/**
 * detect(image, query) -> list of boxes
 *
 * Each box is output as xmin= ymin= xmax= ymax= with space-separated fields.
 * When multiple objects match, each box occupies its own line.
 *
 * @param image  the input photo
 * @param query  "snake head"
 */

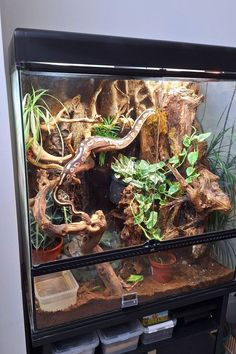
xmin=58 ymin=170 xmax=73 ymax=186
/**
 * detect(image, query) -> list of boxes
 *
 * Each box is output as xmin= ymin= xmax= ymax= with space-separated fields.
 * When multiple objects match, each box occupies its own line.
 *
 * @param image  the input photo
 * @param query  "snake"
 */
xmin=53 ymin=108 xmax=155 ymax=214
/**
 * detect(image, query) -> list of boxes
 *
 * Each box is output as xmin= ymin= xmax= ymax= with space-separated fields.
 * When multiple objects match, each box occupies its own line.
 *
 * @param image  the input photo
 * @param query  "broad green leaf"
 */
xmin=143 ymin=203 xmax=153 ymax=213
xmin=183 ymin=135 xmax=191 ymax=147
xmin=187 ymin=151 xmax=198 ymax=165
xmin=153 ymin=192 xmax=161 ymax=200
xmin=186 ymin=166 xmax=195 ymax=176
xmin=123 ymin=177 xmax=132 ymax=183
xmin=196 ymin=132 xmax=211 ymax=142
xmin=157 ymin=161 xmax=166 ymax=169
xmin=168 ymin=183 xmax=180 ymax=195
xmin=130 ymin=180 xmax=144 ymax=189
xmin=145 ymin=211 xmax=158 ymax=230
xmin=185 ymin=176 xmax=193 ymax=184
xmin=191 ymin=172 xmax=200 ymax=180
xmin=127 ymin=274 xmax=144 ymax=283
xmin=147 ymin=165 xmax=158 ymax=173
xmin=169 ymin=156 xmax=179 ymax=165
xmin=134 ymin=193 xmax=146 ymax=204
xmin=150 ymin=228 xmax=162 ymax=240
xmin=158 ymin=184 xmax=166 ymax=193
xmin=149 ymin=174 xmax=160 ymax=185
xmin=134 ymin=213 xmax=144 ymax=225
xmin=138 ymin=160 xmax=149 ymax=171
xmin=152 ymin=161 xmax=166 ymax=170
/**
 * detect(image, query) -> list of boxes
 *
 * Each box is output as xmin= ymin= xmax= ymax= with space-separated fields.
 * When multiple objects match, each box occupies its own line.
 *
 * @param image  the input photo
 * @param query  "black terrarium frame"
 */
xmin=11 ymin=29 xmax=236 ymax=271
xmin=10 ymin=29 xmax=236 ymax=343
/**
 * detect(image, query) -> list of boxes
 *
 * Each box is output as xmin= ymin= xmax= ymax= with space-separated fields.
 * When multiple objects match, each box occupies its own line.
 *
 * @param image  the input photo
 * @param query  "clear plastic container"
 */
xmin=141 ymin=318 xmax=177 ymax=344
xmin=51 ymin=332 xmax=99 ymax=354
xmin=98 ymin=320 xmax=143 ymax=354
xmin=34 ymin=271 xmax=79 ymax=312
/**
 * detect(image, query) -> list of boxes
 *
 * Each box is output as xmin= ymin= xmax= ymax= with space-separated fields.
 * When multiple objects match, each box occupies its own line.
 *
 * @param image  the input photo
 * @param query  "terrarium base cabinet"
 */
xmin=10 ymin=28 xmax=236 ymax=338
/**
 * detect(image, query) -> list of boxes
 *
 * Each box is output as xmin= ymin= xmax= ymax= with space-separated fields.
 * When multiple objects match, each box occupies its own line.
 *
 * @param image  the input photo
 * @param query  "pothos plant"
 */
xmin=111 ymin=128 xmax=211 ymax=241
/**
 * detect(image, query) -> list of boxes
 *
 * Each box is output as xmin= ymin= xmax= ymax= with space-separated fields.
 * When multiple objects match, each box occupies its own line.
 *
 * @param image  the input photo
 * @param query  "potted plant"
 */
xmin=149 ymin=252 xmax=176 ymax=283
xmin=30 ymin=192 xmax=71 ymax=264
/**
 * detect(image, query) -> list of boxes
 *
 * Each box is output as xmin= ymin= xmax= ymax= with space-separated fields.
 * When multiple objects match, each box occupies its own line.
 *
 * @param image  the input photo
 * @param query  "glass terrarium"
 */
xmin=10 ymin=29 xmax=236 ymax=339
xmin=19 ymin=74 xmax=236 ymax=264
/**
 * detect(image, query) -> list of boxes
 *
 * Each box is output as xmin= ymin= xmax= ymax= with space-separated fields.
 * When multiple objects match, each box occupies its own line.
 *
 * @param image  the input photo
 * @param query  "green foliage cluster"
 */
xmin=127 ymin=274 xmax=144 ymax=283
xmin=207 ymin=126 xmax=236 ymax=231
xmin=23 ymin=88 xmax=65 ymax=158
xmin=94 ymin=116 xmax=120 ymax=138
xmin=111 ymin=128 xmax=211 ymax=241
xmin=93 ymin=116 xmax=120 ymax=166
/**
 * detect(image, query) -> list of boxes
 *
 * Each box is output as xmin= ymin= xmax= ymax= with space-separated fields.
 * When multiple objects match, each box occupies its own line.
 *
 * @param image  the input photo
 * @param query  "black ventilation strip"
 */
xmin=32 ymin=228 xmax=236 ymax=276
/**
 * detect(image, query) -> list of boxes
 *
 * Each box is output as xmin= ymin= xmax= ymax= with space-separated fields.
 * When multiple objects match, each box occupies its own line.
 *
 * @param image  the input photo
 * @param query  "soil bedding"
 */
xmin=36 ymin=256 xmax=234 ymax=329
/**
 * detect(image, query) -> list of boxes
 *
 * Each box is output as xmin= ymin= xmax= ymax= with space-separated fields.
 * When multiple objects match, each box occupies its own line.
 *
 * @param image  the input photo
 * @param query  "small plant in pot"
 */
xmin=30 ymin=192 xmax=72 ymax=264
xmin=149 ymin=252 xmax=176 ymax=283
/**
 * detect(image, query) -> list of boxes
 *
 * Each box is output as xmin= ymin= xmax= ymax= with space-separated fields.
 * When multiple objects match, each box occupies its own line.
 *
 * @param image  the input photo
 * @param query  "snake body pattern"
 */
xmin=53 ymin=108 xmax=155 ymax=213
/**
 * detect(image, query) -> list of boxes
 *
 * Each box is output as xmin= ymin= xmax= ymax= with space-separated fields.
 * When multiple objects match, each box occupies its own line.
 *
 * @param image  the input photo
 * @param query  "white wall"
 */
xmin=1 ymin=0 xmax=236 ymax=54
xmin=1 ymin=1 xmax=236 ymax=354
xmin=0 ymin=11 xmax=27 ymax=354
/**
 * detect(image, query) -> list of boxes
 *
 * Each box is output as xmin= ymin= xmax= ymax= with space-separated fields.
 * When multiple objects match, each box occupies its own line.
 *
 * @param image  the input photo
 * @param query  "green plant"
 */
xmin=127 ymin=274 xmax=144 ymax=283
xmin=169 ymin=127 xmax=211 ymax=183
xmin=93 ymin=116 xmax=120 ymax=166
xmin=112 ymin=155 xmax=180 ymax=240
xmin=111 ymin=128 xmax=211 ymax=241
xmin=30 ymin=192 xmax=72 ymax=250
xmin=23 ymin=88 xmax=65 ymax=158
xmin=207 ymin=126 xmax=236 ymax=231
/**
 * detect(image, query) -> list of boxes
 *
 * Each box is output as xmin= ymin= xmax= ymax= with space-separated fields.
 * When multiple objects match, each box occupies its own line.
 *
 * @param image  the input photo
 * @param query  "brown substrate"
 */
xmin=35 ymin=256 xmax=234 ymax=329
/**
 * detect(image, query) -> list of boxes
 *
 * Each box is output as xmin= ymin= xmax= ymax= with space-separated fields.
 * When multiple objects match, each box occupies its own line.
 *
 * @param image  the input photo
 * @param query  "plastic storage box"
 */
xmin=98 ymin=320 xmax=143 ymax=354
xmin=51 ymin=332 xmax=99 ymax=354
xmin=34 ymin=270 xmax=79 ymax=312
xmin=141 ymin=318 xmax=177 ymax=344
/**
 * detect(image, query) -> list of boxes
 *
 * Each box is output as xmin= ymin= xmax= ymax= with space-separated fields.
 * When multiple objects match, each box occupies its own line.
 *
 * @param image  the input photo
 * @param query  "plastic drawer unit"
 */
xmin=141 ymin=318 xmax=177 ymax=344
xmin=98 ymin=320 xmax=143 ymax=354
xmin=51 ymin=332 xmax=99 ymax=354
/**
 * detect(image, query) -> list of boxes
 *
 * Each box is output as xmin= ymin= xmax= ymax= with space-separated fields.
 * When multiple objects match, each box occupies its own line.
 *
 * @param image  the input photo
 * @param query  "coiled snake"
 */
xmin=53 ymin=108 xmax=155 ymax=214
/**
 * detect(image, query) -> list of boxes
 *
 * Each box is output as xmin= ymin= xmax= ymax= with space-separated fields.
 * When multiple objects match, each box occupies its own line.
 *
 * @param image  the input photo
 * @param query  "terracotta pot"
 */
xmin=32 ymin=236 xmax=63 ymax=264
xmin=149 ymin=252 xmax=176 ymax=283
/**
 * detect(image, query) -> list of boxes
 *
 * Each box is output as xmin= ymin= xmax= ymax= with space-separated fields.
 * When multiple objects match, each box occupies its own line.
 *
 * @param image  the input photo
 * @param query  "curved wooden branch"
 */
xmin=27 ymin=154 xmax=63 ymax=171
xmin=40 ymin=108 xmax=101 ymax=132
xmin=31 ymin=141 xmax=72 ymax=163
xmin=32 ymin=171 xmax=106 ymax=253
xmin=167 ymin=164 xmax=231 ymax=213
xmin=92 ymin=245 xmax=123 ymax=295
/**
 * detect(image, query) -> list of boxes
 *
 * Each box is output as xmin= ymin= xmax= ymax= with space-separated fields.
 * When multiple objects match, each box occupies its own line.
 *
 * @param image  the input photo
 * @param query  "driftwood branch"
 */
xmin=168 ymin=164 xmax=231 ymax=214
xmin=40 ymin=107 xmax=101 ymax=132
xmin=27 ymin=153 xmax=63 ymax=171
xmin=92 ymin=245 xmax=123 ymax=296
xmin=31 ymin=141 xmax=72 ymax=163
xmin=31 ymin=172 xmax=106 ymax=246
xmin=31 ymin=170 xmax=123 ymax=295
